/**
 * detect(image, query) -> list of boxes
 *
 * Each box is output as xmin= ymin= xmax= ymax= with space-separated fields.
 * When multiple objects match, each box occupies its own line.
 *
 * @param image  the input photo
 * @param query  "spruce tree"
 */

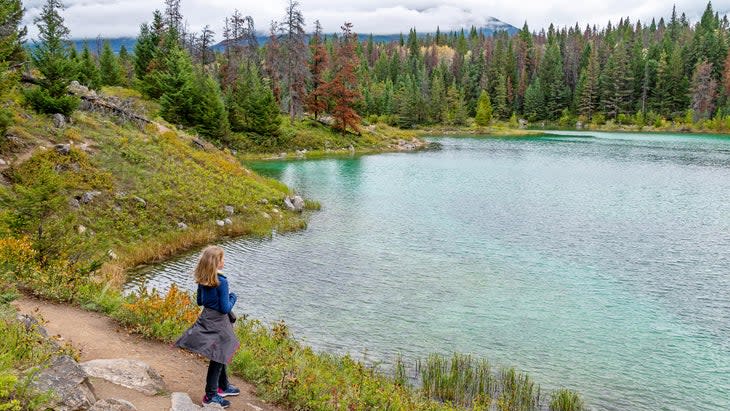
xmin=99 ymin=41 xmax=122 ymax=86
xmin=25 ymin=0 xmax=79 ymax=116
xmin=154 ymin=45 xmax=196 ymax=126
xmin=494 ymin=73 xmax=510 ymax=119
xmin=523 ymin=78 xmax=545 ymax=121
xmin=475 ymin=90 xmax=493 ymax=126
xmin=305 ymin=20 xmax=328 ymax=121
xmin=118 ymin=45 xmax=134 ymax=86
xmin=0 ymin=0 xmax=25 ymax=133
xmin=77 ymin=43 xmax=101 ymax=90
xmin=443 ymin=83 xmax=467 ymax=125
xmin=576 ymin=45 xmax=600 ymax=119
xmin=325 ymin=23 xmax=361 ymax=134
xmin=538 ymin=42 xmax=568 ymax=120
xmin=192 ymin=71 xmax=229 ymax=141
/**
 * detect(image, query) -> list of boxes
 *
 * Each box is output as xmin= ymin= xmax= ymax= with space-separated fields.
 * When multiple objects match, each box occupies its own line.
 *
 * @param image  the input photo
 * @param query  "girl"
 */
xmin=176 ymin=245 xmax=240 ymax=408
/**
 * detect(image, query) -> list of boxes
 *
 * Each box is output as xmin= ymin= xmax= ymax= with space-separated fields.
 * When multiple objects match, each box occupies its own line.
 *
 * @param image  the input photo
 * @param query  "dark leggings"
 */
xmin=205 ymin=360 xmax=229 ymax=397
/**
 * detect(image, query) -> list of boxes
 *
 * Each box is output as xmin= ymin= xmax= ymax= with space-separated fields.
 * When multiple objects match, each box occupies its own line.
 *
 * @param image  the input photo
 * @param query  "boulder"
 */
xmin=33 ymin=355 xmax=96 ymax=411
xmin=55 ymin=143 xmax=71 ymax=155
xmin=53 ymin=113 xmax=67 ymax=128
xmin=223 ymin=205 xmax=235 ymax=216
xmin=90 ymin=399 xmax=137 ymax=411
xmin=80 ymin=359 xmax=165 ymax=396
xmin=284 ymin=195 xmax=305 ymax=212
xmin=81 ymin=191 xmax=102 ymax=204
xmin=170 ymin=392 xmax=224 ymax=411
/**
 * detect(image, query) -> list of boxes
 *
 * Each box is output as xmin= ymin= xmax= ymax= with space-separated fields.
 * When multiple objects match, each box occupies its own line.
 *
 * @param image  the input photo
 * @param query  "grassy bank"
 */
xmin=0 ymin=87 xmax=584 ymax=410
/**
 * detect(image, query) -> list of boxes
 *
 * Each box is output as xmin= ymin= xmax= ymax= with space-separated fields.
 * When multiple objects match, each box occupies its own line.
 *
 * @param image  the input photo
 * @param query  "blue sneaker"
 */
xmin=202 ymin=394 xmax=230 ymax=408
xmin=218 ymin=384 xmax=241 ymax=397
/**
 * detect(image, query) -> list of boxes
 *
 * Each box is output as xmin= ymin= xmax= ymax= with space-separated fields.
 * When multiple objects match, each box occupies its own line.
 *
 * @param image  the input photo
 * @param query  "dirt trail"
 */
xmin=13 ymin=296 xmax=284 ymax=411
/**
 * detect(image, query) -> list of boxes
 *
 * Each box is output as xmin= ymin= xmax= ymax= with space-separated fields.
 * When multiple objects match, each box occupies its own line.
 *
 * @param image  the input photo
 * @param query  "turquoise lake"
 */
xmin=135 ymin=131 xmax=730 ymax=410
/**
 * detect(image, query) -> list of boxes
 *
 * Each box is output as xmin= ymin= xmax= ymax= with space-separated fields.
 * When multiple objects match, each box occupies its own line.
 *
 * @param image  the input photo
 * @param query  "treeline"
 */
xmin=3 ymin=0 xmax=730 ymax=147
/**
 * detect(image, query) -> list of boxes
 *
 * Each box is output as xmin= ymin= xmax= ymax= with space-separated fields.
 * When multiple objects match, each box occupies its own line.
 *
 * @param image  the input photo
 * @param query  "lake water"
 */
xmin=133 ymin=131 xmax=730 ymax=410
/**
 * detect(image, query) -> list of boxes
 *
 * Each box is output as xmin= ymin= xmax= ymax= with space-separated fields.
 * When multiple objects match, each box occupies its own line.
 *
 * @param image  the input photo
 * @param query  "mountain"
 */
xmin=70 ymin=17 xmax=518 ymax=54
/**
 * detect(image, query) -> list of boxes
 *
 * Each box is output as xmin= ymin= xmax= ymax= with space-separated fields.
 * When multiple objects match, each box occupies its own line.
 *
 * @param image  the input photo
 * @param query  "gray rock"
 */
xmin=518 ymin=118 xmax=528 ymax=129
xmin=33 ymin=355 xmax=96 ymax=411
xmin=170 ymin=392 xmax=224 ymax=411
xmin=77 ymin=225 xmax=87 ymax=234
xmin=52 ymin=113 xmax=67 ymax=128
xmin=90 ymin=399 xmax=137 ymax=411
xmin=284 ymin=195 xmax=305 ymax=212
xmin=177 ymin=222 xmax=188 ymax=230
xmin=80 ymin=359 xmax=165 ymax=396
xmin=223 ymin=205 xmax=235 ymax=216
xmin=55 ymin=144 xmax=71 ymax=155
xmin=258 ymin=198 xmax=269 ymax=205
xmin=16 ymin=314 xmax=50 ymax=339
xmin=0 ymin=158 xmax=6 ymax=166
xmin=81 ymin=191 xmax=101 ymax=204
xmin=215 ymin=220 xmax=225 ymax=227
xmin=69 ymin=198 xmax=81 ymax=208
xmin=223 ymin=218 xmax=232 ymax=226
xmin=132 ymin=196 xmax=147 ymax=207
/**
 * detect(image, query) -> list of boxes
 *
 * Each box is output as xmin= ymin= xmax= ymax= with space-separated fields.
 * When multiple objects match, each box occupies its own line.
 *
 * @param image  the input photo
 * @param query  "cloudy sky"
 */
xmin=20 ymin=0 xmax=729 ymax=40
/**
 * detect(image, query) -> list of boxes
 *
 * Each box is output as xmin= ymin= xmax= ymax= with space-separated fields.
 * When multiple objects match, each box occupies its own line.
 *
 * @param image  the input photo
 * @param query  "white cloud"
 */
xmin=19 ymin=0 xmax=726 ymax=40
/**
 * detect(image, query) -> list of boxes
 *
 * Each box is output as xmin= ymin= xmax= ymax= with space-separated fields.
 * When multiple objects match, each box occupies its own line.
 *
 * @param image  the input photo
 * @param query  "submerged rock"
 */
xmin=80 ymin=358 xmax=165 ymax=396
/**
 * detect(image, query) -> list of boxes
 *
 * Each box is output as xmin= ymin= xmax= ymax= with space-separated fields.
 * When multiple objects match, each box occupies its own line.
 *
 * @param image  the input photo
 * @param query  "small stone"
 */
xmin=80 ymin=359 xmax=166 ymax=396
xmin=68 ymin=198 xmax=80 ymax=208
xmin=261 ymin=212 xmax=271 ymax=219
xmin=223 ymin=205 xmax=235 ymax=216
xmin=55 ymin=143 xmax=71 ymax=155
xmin=77 ymin=225 xmax=87 ymax=234
xmin=177 ymin=222 xmax=188 ymax=230
xmin=90 ymin=399 xmax=137 ymax=411
xmin=215 ymin=220 xmax=225 ymax=227
xmin=112 ymin=205 xmax=122 ymax=212
xmin=0 ymin=158 xmax=6 ymax=166
xmin=52 ymin=113 xmax=66 ymax=128
xmin=133 ymin=196 xmax=147 ymax=207
xmin=258 ymin=199 xmax=269 ymax=205
xmin=107 ymin=250 xmax=118 ymax=260
xmin=271 ymin=207 xmax=280 ymax=214
xmin=223 ymin=218 xmax=232 ymax=225
xmin=81 ymin=191 xmax=101 ymax=204
xmin=284 ymin=195 xmax=305 ymax=212
xmin=279 ymin=152 xmax=287 ymax=159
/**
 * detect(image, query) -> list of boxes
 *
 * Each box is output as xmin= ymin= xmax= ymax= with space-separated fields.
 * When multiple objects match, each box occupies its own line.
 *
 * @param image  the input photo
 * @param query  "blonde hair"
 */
xmin=194 ymin=246 xmax=224 ymax=287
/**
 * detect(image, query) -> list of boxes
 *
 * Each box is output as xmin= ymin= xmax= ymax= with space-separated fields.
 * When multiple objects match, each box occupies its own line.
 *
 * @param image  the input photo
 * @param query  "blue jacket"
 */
xmin=196 ymin=274 xmax=237 ymax=314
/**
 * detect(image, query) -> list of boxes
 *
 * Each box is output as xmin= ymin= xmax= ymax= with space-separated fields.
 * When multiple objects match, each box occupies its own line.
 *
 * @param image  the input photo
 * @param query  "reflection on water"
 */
xmin=131 ymin=132 xmax=730 ymax=411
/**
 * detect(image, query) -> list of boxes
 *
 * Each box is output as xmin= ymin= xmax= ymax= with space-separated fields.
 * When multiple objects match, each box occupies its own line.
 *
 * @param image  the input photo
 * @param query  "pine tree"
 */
xmin=443 ymin=83 xmax=467 ymax=125
xmin=305 ymin=20 xmax=328 ymax=120
xmin=429 ymin=70 xmax=447 ymax=123
xmin=523 ymin=78 xmax=545 ymax=121
xmin=154 ymin=45 xmax=197 ymax=126
xmin=325 ymin=23 xmax=362 ymax=134
xmin=600 ymin=42 xmax=634 ymax=119
xmin=475 ymin=90 xmax=493 ymax=126
xmin=192 ymin=70 xmax=229 ymax=140
xmin=539 ymin=42 xmax=568 ymax=120
xmin=576 ymin=45 xmax=600 ymax=119
xmin=117 ymin=45 xmax=134 ymax=86
xmin=25 ymin=0 xmax=79 ymax=116
xmin=77 ymin=43 xmax=101 ymax=90
xmin=690 ymin=60 xmax=718 ymax=121
xmin=228 ymin=63 xmax=281 ymax=138
xmin=0 ymin=0 xmax=25 ymax=133
xmin=99 ymin=40 xmax=122 ymax=86
xmin=134 ymin=11 xmax=164 ymax=82
xmin=494 ymin=73 xmax=510 ymax=119
xmin=280 ymin=0 xmax=308 ymax=122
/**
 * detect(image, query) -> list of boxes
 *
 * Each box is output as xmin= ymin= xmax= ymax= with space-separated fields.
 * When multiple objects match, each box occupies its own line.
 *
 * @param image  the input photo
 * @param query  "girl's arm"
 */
xmin=217 ymin=277 xmax=237 ymax=314
xmin=196 ymin=284 xmax=202 ymax=306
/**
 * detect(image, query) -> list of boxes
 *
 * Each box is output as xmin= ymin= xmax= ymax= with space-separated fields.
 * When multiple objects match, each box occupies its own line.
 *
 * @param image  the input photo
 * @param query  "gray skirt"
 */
xmin=175 ymin=307 xmax=240 ymax=364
